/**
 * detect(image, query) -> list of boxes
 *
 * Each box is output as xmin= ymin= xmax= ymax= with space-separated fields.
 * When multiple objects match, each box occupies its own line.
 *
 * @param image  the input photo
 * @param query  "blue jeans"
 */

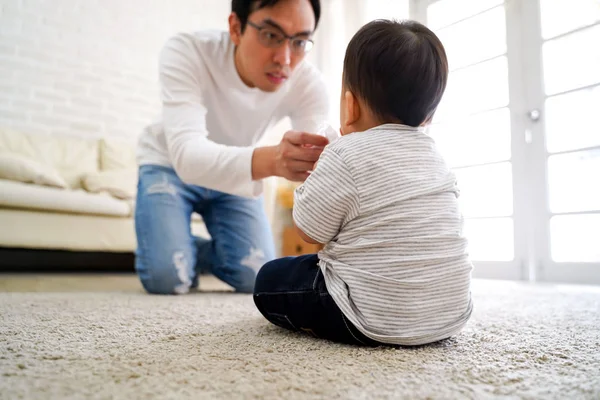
xmin=134 ymin=165 xmax=275 ymax=294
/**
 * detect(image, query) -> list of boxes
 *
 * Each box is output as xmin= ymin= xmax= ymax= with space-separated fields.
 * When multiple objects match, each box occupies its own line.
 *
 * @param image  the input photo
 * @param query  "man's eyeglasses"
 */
xmin=247 ymin=20 xmax=314 ymax=55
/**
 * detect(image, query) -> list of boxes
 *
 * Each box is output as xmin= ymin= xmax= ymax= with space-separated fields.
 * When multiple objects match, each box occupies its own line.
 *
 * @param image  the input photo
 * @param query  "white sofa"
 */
xmin=0 ymin=128 xmax=276 ymax=265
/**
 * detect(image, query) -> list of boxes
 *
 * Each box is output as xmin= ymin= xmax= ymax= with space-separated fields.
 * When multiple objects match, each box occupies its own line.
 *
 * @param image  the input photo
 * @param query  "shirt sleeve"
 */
xmin=287 ymin=65 xmax=330 ymax=134
xmin=159 ymin=34 xmax=262 ymax=198
xmin=292 ymin=147 xmax=360 ymax=243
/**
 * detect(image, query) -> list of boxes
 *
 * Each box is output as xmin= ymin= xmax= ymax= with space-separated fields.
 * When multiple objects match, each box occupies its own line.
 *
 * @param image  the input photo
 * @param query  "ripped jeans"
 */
xmin=134 ymin=165 xmax=275 ymax=294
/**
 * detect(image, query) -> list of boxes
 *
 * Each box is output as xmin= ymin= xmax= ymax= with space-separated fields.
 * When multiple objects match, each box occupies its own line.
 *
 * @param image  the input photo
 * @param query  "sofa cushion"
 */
xmin=99 ymin=137 xmax=137 ymax=171
xmin=50 ymin=136 xmax=99 ymax=189
xmin=0 ymin=128 xmax=98 ymax=189
xmin=0 ymin=153 xmax=68 ymax=189
xmin=81 ymin=168 xmax=137 ymax=200
xmin=0 ymin=179 xmax=131 ymax=217
xmin=0 ymin=209 xmax=210 ymax=252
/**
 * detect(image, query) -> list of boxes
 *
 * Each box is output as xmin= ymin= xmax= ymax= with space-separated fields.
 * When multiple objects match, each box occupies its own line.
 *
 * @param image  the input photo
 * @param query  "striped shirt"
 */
xmin=293 ymin=124 xmax=473 ymax=346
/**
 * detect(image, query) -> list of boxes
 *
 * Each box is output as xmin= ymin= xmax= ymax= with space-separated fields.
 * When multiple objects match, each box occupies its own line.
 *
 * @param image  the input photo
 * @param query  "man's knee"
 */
xmin=225 ymin=264 xmax=256 ymax=294
xmin=140 ymin=274 xmax=191 ymax=295
xmin=136 ymin=250 xmax=194 ymax=295
xmin=216 ymin=245 xmax=274 ymax=294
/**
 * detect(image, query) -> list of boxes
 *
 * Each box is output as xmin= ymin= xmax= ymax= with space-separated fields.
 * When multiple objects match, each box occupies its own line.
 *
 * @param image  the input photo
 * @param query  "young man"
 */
xmin=135 ymin=0 xmax=329 ymax=295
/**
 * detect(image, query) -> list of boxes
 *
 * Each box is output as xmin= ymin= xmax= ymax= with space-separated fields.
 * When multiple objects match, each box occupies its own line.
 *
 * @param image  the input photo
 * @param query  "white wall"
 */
xmin=0 ymin=0 xmax=395 ymax=142
xmin=0 ymin=0 xmax=230 ymax=140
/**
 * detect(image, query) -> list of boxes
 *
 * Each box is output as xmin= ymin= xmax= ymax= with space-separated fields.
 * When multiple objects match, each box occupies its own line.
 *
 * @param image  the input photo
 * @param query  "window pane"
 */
xmin=540 ymin=0 xmax=600 ymax=39
xmin=435 ymin=56 xmax=509 ymax=122
xmin=551 ymin=214 xmax=600 ymax=262
xmin=464 ymin=217 xmax=514 ymax=261
xmin=545 ymin=86 xmax=600 ymax=153
xmin=548 ymin=149 xmax=600 ymax=213
xmin=427 ymin=0 xmax=503 ymax=30
xmin=436 ymin=6 xmax=506 ymax=71
xmin=429 ymin=108 xmax=511 ymax=167
xmin=543 ymin=24 xmax=600 ymax=96
xmin=454 ymin=162 xmax=513 ymax=217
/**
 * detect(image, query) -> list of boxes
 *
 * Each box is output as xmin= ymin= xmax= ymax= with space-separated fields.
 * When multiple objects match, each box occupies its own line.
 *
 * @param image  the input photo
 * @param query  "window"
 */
xmin=426 ymin=1 xmax=514 ymax=266
xmin=415 ymin=0 xmax=600 ymax=283
xmin=540 ymin=2 xmax=600 ymax=273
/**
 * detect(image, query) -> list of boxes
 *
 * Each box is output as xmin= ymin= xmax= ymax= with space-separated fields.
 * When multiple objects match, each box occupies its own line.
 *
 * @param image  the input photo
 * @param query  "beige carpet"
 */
xmin=1 ymin=275 xmax=599 ymax=400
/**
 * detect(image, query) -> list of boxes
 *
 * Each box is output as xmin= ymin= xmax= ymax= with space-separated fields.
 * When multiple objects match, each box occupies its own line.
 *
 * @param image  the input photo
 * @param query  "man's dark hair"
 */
xmin=232 ymin=0 xmax=321 ymax=32
xmin=343 ymin=20 xmax=448 ymax=127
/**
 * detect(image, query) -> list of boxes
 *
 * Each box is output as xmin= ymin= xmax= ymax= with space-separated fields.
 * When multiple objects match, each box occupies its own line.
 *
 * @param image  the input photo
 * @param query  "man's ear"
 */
xmin=229 ymin=13 xmax=242 ymax=46
xmin=343 ymin=90 xmax=360 ymax=127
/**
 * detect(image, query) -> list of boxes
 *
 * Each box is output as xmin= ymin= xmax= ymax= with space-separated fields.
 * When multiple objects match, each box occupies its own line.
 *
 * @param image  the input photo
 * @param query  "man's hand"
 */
xmin=252 ymin=131 xmax=328 ymax=181
xmin=275 ymin=131 xmax=329 ymax=181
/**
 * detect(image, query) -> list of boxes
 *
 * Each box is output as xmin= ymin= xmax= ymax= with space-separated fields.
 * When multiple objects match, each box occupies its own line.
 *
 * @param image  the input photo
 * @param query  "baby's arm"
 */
xmin=292 ymin=147 xmax=359 ymax=245
xmin=295 ymin=224 xmax=321 ymax=244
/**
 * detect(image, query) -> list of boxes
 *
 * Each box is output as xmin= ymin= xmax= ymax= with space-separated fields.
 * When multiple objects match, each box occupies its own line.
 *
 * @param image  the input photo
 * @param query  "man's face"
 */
xmin=229 ymin=0 xmax=316 ymax=92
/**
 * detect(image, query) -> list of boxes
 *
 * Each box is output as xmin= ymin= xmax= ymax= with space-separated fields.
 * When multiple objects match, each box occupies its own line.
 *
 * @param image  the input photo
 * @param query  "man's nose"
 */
xmin=273 ymin=41 xmax=292 ymax=66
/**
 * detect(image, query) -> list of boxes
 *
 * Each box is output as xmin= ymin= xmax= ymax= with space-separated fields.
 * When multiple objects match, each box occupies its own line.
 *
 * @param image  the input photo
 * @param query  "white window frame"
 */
xmin=411 ymin=0 xmax=600 ymax=284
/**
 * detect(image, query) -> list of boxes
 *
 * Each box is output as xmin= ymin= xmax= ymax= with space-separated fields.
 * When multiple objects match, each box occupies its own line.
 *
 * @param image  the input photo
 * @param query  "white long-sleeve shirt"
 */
xmin=136 ymin=30 xmax=330 ymax=198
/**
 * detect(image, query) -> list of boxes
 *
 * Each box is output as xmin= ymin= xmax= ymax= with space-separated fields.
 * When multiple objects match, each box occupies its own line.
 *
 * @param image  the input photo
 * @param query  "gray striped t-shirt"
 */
xmin=293 ymin=123 xmax=473 ymax=346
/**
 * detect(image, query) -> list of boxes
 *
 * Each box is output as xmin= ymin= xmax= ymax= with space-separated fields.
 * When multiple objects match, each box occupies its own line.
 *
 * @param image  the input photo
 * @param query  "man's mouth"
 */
xmin=266 ymin=72 xmax=288 ymax=84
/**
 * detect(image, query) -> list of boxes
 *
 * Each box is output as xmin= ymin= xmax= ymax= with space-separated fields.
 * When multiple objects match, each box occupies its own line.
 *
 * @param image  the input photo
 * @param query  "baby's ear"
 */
xmin=343 ymin=90 xmax=360 ymax=127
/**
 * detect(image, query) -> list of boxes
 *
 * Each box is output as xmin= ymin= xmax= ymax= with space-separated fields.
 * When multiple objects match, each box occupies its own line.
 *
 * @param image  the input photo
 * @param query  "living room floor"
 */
xmin=1 ymin=274 xmax=599 ymax=400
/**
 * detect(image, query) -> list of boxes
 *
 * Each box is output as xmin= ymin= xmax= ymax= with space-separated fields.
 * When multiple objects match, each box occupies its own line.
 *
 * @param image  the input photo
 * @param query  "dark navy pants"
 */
xmin=253 ymin=254 xmax=382 ymax=346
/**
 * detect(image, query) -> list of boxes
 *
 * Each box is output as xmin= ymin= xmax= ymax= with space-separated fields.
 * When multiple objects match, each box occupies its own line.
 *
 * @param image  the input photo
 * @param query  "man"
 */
xmin=134 ymin=0 xmax=329 ymax=294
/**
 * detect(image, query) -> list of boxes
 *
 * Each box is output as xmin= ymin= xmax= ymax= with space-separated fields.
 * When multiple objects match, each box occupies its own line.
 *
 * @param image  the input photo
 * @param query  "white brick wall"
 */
xmin=0 ymin=0 xmax=230 ymax=140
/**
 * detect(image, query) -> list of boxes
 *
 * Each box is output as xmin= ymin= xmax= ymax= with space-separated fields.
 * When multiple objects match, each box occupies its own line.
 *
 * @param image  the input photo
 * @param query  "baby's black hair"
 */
xmin=343 ymin=19 xmax=449 ymax=127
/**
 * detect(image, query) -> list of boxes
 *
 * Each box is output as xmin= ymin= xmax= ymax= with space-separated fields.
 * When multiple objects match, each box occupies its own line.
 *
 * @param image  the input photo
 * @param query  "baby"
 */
xmin=253 ymin=19 xmax=473 ymax=346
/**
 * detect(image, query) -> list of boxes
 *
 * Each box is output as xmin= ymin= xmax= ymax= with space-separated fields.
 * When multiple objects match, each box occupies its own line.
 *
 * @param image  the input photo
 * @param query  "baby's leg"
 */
xmin=253 ymin=254 xmax=379 ymax=346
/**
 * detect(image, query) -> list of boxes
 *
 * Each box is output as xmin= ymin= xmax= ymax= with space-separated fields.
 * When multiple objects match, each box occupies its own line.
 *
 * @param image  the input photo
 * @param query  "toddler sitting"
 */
xmin=253 ymin=19 xmax=473 ymax=346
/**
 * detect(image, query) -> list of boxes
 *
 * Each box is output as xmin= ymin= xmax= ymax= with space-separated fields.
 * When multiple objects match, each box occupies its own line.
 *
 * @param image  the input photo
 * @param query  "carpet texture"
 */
xmin=0 ymin=275 xmax=599 ymax=399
